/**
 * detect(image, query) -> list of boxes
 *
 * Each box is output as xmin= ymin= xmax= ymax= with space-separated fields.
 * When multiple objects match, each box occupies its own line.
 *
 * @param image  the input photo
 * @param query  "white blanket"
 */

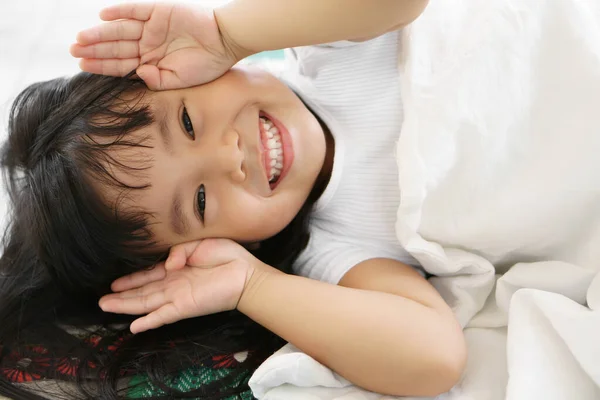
xmin=249 ymin=1 xmax=600 ymax=399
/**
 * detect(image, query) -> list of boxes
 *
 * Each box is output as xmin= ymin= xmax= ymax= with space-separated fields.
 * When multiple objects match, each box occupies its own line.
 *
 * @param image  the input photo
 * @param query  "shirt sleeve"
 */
xmin=282 ymin=38 xmax=371 ymax=83
xmin=292 ymin=228 xmax=385 ymax=284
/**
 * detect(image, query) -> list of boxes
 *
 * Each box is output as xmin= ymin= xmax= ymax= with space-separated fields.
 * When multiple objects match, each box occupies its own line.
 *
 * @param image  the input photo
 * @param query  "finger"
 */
xmin=99 ymin=3 xmax=155 ymax=22
xmin=79 ymin=58 xmax=141 ymax=77
xmin=111 ymin=264 xmax=166 ymax=292
xmin=166 ymin=241 xmax=203 ymax=270
xmin=130 ymin=303 xmax=183 ymax=334
xmin=99 ymin=290 xmax=167 ymax=315
xmin=100 ymin=283 xmax=162 ymax=307
xmin=107 ymin=280 xmax=164 ymax=301
xmin=76 ymin=20 xmax=144 ymax=46
xmin=70 ymin=41 xmax=140 ymax=60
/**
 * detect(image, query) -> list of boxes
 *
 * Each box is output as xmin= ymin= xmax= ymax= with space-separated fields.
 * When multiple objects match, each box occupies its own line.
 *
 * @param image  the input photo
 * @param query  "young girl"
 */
xmin=0 ymin=0 xmax=466 ymax=398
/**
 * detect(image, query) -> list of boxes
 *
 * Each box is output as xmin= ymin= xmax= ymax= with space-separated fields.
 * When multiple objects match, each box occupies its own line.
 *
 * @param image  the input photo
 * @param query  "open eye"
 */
xmin=197 ymin=184 xmax=206 ymax=222
xmin=182 ymin=107 xmax=195 ymax=139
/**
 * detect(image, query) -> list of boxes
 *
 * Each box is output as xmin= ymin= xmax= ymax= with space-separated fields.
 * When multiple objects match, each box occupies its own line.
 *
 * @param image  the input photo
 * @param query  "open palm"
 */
xmin=71 ymin=3 xmax=239 ymax=90
xmin=99 ymin=239 xmax=255 ymax=334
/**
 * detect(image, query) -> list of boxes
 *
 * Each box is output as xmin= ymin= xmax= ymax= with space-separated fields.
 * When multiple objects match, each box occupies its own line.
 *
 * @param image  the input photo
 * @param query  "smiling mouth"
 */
xmin=259 ymin=115 xmax=284 ymax=188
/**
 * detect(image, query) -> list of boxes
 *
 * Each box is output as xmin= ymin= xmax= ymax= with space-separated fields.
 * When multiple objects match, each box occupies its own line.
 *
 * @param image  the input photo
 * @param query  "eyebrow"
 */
xmin=170 ymin=185 xmax=190 ymax=236
xmin=156 ymin=99 xmax=173 ymax=154
xmin=156 ymin=99 xmax=189 ymax=236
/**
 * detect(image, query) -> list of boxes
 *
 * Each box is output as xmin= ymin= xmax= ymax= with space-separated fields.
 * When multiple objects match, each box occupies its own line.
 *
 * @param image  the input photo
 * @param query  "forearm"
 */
xmin=237 ymin=267 xmax=464 ymax=397
xmin=214 ymin=0 xmax=428 ymax=58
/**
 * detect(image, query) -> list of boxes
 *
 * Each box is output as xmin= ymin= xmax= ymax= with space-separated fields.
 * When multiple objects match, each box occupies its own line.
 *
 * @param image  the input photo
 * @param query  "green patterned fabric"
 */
xmin=127 ymin=365 xmax=255 ymax=399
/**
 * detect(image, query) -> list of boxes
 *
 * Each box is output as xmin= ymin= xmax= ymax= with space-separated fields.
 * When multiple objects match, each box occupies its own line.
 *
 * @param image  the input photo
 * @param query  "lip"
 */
xmin=258 ymin=111 xmax=294 ymax=191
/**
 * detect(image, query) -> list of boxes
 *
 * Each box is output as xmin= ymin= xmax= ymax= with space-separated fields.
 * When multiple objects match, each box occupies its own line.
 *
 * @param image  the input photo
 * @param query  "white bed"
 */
xmin=250 ymin=1 xmax=600 ymax=399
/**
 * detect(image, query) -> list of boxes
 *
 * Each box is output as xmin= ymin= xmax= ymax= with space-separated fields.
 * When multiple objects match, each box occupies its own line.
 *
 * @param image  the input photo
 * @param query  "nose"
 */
xmin=201 ymin=130 xmax=246 ymax=183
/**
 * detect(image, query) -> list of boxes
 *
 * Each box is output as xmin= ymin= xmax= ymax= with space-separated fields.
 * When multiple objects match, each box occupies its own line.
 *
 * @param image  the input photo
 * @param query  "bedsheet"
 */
xmin=249 ymin=1 xmax=600 ymax=399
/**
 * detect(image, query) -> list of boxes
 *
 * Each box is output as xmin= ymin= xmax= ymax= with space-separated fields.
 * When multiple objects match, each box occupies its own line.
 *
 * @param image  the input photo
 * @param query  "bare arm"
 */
xmin=215 ymin=0 xmax=429 ymax=58
xmin=99 ymin=239 xmax=465 ymax=395
xmin=237 ymin=258 xmax=466 ymax=397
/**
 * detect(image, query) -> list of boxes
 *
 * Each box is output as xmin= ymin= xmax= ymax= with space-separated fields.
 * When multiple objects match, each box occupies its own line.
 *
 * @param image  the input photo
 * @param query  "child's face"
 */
xmin=108 ymin=66 xmax=327 ymax=247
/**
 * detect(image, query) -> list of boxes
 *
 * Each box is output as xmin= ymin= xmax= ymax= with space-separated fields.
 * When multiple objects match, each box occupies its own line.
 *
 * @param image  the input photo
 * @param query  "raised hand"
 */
xmin=99 ymin=239 xmax=258 ymax=334
xmin=70 ymin=3 xmax=248 ymax=90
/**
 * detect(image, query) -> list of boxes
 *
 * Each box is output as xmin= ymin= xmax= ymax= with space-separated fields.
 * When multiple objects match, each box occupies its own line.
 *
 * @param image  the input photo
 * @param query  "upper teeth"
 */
xmin=261 ymin=117 xmax=283 ymax=182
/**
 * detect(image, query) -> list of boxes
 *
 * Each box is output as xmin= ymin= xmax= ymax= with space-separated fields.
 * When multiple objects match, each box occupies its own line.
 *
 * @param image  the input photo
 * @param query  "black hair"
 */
xmin=0 ymin=71 xmax=325 ymax=399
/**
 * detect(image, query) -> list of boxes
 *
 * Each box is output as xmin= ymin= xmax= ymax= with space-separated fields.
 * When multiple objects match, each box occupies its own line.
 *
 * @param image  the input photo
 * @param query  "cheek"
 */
xmin=220 ymin=195 xmax=303 ymax=241
xmin=259 ymin=196 xmax=308 ymax=239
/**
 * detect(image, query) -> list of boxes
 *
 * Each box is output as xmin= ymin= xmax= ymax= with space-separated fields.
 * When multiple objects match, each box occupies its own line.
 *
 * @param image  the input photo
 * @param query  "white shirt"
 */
xmin=279 ymin=31 xmax=418 ymax=284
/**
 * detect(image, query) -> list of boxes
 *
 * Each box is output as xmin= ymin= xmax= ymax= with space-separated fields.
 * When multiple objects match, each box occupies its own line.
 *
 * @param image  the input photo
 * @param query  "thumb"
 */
xmin=136 ymin=64 xmax=161 ymax=91
xmin=137 ymin=65 xmax=186 ymax=91
xmin=166 ymin=240 xmax=203 ymax=271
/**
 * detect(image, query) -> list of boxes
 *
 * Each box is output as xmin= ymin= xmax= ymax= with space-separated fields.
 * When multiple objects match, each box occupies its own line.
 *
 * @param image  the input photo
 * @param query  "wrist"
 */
xmin=237 ymin=261 xmax=283 ymax=313
xmin=213 ymin=7 xmax=256 ymax=62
